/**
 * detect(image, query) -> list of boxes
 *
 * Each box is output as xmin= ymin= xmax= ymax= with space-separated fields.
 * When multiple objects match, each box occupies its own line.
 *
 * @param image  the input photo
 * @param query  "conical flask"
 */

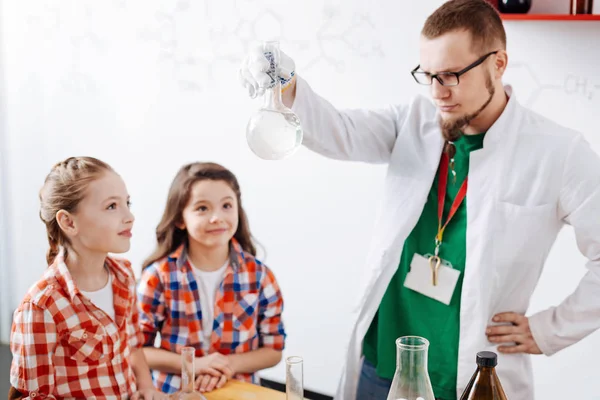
xmin=169 ymin=347 xmax=207 ymax=400
xmin=246 ymin=41 xmax=303 ymax=160
xmin=386 ymin=336 xmax=435 ymax=400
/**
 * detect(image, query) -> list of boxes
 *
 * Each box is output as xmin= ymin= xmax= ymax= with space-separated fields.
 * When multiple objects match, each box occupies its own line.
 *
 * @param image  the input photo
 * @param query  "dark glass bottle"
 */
xmin=498 ymin=0 xmax=532 ymax=13
xmin=459 ymin=351 xmax=508 ymax=400
xmin=571 ymin=0 xmax=594 ymax=14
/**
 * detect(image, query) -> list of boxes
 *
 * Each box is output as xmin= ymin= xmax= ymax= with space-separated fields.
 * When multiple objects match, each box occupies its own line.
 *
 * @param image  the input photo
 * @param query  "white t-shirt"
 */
xmin=192 ymin=261 xmax=228 ymax=352
xmin=80 ymin=272 xmax=115 ymax=321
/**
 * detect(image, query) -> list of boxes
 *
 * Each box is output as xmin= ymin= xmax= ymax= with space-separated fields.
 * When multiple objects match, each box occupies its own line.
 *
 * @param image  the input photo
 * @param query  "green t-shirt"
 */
xmin=362 ymin=132 xmax=486 ymax=400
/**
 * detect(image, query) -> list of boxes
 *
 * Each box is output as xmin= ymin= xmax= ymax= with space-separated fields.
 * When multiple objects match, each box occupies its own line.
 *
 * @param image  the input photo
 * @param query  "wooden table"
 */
xmin=204 ymin=380 xmax=286 ymax=400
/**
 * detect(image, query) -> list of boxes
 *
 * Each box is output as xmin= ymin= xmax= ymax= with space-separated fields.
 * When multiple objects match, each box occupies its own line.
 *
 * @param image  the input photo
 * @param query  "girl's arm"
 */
xmin=142 ymin=347 xmax=183 ymax=374
xmin=256 ymin=267 xmax=286 ymax=352
xmin=130 ymin=347 xmax=168 ymax=399
xmin=143 ymin=346 xmax=235 ymax=377
xmin=197 ymin=348 xmax=282 ymax=393
xmin=130 ymin=347 xmax=155 ymax=388
xmin=136 ymin=265 xmax=167 ymax=353
xmin=227 ymin=347 xmax=282 ymax=374
xmin=127 ymin=285 xmax=167 ymax=399
xmin=137 ymin=265 xmax=179 ymax=373
xmin=228 ymin=266 xmax=287 ymax=374
xmin=10 ymin=303 xmax=58 ymax=399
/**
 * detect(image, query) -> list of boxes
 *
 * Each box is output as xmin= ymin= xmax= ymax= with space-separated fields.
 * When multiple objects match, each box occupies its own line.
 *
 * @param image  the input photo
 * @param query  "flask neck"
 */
xmin=262 ymin=82 xmax=283 ymax=110
xmin=397 ymin=346 xmax=429 ymax=374
xmin=262 ymin=41 xmax=284 ymax=111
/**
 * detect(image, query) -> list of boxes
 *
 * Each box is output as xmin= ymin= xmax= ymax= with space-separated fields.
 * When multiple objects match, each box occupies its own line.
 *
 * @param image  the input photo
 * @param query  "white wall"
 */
xmin=0 ymin=121 xmax=9 ymax=343
xmin=0 ymin=8 xmax=9 ymax=340
xmin=1 ymin=0 xmax=599 ymax=397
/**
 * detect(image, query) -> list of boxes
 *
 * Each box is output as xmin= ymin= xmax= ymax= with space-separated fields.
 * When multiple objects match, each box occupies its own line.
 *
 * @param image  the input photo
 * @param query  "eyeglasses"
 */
xmin=411 ymin=51 xmax=499 ymax=87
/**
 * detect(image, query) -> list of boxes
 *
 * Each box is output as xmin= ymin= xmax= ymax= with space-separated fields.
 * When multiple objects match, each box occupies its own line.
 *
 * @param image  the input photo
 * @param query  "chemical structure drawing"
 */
xmin=26 ymin=0 xmax=105 ymax=94
xmin=228 ymin=8 xmax=312 ymax=59
xmin=25 ymin=0 xmax=385 ymax=94
xmin=139 ymin=4 xmax=211 ymax=92
xmin=139 ymin=2 xmax=311 ymax=92
xmin=25 ymin=2 xmax=61 ymax=32
xmin=63 ymin=4 xmax=104 ymax=94
xmin=301 ymin=5 xmax=384 ymax=73
xmin=508 ymin=62 xmax=600 ymax=107
xmin=563 ymin=74 xmax=600 ymax=101
xmin=139 ymin=0 xmax=384 ymax=91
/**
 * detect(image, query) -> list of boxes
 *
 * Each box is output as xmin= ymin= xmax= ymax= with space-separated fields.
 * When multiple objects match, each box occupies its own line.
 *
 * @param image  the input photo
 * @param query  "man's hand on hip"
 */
xmin=486 ymin=312 xmax=542 ymax=355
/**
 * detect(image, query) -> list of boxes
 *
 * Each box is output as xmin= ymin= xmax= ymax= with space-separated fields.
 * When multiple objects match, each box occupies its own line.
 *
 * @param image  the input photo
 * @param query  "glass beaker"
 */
xmin=246 ymin=41 xmax=303 ymax=160
xmin=286 ymin=356 xmax=304 ymax=400
xmin=169 ymin=347 xmax=207 ymax=400
xmin=386 ymin=336 xmax=435 ymax=400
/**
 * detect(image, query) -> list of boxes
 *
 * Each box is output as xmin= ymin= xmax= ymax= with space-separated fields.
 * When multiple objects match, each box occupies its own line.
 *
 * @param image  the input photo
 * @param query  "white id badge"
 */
xmin=404 ymin=253 xmax=460 ymax=305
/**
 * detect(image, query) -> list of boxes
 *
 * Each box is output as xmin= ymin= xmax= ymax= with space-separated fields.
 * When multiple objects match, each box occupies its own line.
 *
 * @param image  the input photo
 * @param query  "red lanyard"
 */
xmin=429 ymin=151 xmax=468 ymax=286
xmin=435 ymin=152 xmax=468 ymax=249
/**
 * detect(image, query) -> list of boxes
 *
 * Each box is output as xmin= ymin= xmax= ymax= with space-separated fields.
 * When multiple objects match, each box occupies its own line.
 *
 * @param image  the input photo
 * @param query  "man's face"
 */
xmin=419 ymin=29 xmax=497 ymax=137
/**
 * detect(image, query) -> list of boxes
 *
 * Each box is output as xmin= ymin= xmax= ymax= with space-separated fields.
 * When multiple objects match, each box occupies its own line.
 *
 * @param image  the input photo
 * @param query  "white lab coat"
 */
xmin=291 ymin=76 xmax=600 ymax=400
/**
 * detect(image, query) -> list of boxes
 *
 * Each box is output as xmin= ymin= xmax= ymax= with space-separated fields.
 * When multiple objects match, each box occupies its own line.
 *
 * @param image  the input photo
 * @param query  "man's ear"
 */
xmin=494 ymin=50 xmax=508 ymax=80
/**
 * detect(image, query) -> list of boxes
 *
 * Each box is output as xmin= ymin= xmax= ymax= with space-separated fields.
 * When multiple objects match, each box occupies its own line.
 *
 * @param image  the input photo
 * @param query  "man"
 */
xmin=239 ymin=1 xmax=600 ymax=399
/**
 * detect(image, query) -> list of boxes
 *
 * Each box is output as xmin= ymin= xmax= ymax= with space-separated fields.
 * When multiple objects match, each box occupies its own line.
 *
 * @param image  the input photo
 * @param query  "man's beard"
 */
xmin=440 ymin=73 xmax=496 ymax=144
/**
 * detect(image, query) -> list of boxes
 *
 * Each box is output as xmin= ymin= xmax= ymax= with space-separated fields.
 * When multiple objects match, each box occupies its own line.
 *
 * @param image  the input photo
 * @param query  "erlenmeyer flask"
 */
xmin=387 ymin=336 xmax=435 ymax=400
xmin=246 ymin=41 xmax=303 ymax=160
xmin=285 ymin=356 xmax=304 ymax=400
xmin=169 ymin=347 xmax=207 ymax=400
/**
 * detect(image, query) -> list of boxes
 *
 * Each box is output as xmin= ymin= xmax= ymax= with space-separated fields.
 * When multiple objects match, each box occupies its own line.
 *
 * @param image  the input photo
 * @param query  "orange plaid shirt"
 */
xmin=10 ymin=251 xmax=144 ymax=399
xmin=137 ymin=239 xmax=286 ymax=393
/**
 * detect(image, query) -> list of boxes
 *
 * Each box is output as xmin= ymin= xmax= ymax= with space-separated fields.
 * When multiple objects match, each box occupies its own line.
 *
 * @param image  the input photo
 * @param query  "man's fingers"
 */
xmin=498 ymin=343 xmax=529 ymax=354
xmin=493 ymin=312 xmax=524 ymax=324
xmin=489 ymin=333 xmax=523 ymax=344
xmin=486 ymin=324 xmax=521 ymax=336
xmin=240 ymin=59 xmax=259 ymax=96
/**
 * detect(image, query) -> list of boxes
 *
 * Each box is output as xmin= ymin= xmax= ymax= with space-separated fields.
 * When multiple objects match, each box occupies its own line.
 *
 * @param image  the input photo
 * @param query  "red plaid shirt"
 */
xmin=137 ymin=239 xmax=286 ymax=393
xmin=10 ymin=251 xmax=144 ymax=399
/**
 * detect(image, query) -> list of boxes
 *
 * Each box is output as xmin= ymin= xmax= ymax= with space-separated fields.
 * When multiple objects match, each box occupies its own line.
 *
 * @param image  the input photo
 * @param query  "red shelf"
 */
xmin=500 ymin=13 xmax=600 ymax=21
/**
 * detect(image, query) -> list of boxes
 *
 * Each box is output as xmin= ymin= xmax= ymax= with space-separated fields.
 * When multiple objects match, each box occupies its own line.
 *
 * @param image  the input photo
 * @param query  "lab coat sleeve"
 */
xmin=290 ymin=76 xmax=408 ymax=163
xmin=528 ymin=134 xmax=600 ymax=356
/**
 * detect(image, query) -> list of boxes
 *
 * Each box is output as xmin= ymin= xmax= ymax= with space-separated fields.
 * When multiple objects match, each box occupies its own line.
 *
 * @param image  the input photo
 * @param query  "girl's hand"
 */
xmin=195 ymin=373 xmax=228 ymax=393
xmin=195 ymin=353 xmax=234 ymax=378
xmin=131 ymin=388 xmax=169 ymax=400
